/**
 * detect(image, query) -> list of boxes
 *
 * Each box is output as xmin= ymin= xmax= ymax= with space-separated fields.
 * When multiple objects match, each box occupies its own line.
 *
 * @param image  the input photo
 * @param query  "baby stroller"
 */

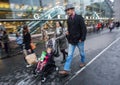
xmin=34 ymin=37 xmax=59 ymax=82
xmin=46 ymin=37 xmax=60 ymax=57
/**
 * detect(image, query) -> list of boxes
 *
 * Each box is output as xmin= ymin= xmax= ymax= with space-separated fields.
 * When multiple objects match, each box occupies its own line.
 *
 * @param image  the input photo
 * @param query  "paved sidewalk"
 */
xmin=0 ymin=28 xmax=120 ymax=85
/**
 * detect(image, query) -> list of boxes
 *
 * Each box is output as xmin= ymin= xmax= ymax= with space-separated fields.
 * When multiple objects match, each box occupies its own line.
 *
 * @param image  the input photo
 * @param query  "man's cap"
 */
xmin=65 ymin=3 xmax=75 ymax=11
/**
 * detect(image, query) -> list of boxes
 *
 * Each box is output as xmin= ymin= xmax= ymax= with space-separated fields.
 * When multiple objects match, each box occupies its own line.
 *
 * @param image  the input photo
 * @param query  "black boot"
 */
xmin=61 ymin=49 xmax=68 ymax=64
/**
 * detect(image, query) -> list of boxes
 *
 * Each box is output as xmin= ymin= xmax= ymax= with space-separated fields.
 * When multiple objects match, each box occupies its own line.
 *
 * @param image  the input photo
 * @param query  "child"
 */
xmin=16 ymin=33 xmax=23 ymax=50
xmin=36 ymin=47 xmax=52 ymax=73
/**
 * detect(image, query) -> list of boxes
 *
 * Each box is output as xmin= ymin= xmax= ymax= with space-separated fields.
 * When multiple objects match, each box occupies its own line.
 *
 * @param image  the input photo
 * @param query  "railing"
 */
xmin=15 ymin=6 xmax=65 ymax=34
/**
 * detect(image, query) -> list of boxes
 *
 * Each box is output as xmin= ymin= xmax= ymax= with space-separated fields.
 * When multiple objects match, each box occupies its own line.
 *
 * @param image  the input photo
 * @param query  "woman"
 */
xmin=0 ymin=30 xmax=3 ymax=48
xmin=23 ymin=25 xmax=33 ymax=53
xmin=22 ymin=25 xmax=33 ymax=67
xmin=55 ymin=21 xmax=68 ymax=63
xmin=2 ymin=31 xmax=9 ymax=55
xmin=109 ymin=22 xmax=114 ymax=32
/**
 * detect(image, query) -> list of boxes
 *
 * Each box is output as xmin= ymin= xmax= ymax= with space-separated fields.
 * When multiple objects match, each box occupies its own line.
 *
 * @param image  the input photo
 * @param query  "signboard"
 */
xmin=33 ymin=13 xmax=52 ymax=19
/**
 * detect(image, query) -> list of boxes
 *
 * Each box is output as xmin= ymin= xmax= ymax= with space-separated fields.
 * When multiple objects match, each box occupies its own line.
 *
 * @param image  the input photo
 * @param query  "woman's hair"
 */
xmin=23 ymin=25 xmax=29 ymax=35
xmin=56 ymin=21 xmax=63 ymax=28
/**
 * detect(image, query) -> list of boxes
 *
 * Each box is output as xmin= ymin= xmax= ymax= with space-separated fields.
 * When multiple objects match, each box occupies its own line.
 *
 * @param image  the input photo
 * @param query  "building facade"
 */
xmin=0 ymin=0 xmax=114 ymax=33
xmin=0 ymin=0 xmax=66 ymax=33
xmin=0 ymin=0 xmax=66 ymax=19
xmin=113 ymin=0 xmax=120 ymax=21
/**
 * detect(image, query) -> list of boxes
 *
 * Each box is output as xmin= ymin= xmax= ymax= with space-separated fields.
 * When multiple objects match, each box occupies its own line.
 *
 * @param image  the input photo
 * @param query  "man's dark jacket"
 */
xmin=67 ymin=14 xmax=87 ymax=45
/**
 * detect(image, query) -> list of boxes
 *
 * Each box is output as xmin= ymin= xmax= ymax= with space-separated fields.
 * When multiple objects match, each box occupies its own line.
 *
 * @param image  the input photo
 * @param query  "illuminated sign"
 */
xmin=33 ymin=13 xmax=52 ymax=19
xmin=33 ymin=13 xmax=40 ymax=19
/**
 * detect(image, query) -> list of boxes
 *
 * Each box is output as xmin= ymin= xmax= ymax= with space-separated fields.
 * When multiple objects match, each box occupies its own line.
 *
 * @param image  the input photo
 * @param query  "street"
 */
xmin=67 ymin=30 xmax=120 ymax=85
xmin=0 ymin=28 xmax=120 ymax=85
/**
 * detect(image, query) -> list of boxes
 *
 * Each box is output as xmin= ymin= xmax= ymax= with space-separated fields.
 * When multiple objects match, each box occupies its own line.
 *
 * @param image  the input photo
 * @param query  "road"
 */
xmin=0 ymin=28 xmax=120 ymax=85
xmin=67 ymin=29 xmax=120 ymax=85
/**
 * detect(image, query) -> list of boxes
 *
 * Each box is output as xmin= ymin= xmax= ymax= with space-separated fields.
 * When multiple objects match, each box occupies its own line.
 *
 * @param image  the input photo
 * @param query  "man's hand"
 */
xmin=79 ymin=39 xmax=81 ymax=42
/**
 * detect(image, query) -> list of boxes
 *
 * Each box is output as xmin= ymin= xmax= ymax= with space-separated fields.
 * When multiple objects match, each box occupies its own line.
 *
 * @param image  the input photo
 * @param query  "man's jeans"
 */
xmin=64 ymin=41 xmax=85 ymax=71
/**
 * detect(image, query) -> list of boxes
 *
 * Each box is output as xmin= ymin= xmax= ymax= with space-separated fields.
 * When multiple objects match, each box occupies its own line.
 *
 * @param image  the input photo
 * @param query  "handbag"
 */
xmin=25 ymin=53 xmax=37 ymax=65
xmin=53 ymin=41 xmax=60 ymax=57
xmin=30 ymin=43 xmax=36 ymax=50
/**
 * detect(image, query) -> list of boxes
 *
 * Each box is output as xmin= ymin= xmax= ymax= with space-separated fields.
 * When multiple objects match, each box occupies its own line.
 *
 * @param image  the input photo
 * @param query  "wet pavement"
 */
xmin=0 ymin=28 xmax=120 ymax=85
xmin=67 ymin=31 xmax=120 ymax=85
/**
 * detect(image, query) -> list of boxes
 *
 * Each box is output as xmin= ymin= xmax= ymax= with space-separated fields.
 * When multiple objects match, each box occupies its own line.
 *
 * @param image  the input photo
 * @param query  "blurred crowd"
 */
xmin=93 ymin=21 xmax=120 ymax=33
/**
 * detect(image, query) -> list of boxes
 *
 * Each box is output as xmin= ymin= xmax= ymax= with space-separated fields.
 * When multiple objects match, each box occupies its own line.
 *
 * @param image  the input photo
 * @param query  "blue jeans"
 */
xmin=64 ymin=41 xmax=85 ymax=71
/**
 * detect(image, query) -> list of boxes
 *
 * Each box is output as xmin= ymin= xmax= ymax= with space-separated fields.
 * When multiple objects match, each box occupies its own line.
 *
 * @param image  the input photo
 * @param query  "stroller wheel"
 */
xmin=41 ymin=77 xmax=46 ymax=83
xmin=55 ymin=67 xmax=59 ymax=71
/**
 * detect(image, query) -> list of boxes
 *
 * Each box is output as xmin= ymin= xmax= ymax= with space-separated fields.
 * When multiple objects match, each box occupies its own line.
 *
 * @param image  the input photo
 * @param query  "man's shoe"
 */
xmin=59 ymin=70 xmax=69 ymax=75
xmin=80 ymin=63 xmax=86 ymax=68
xmin=26 ymin=64 xmax=32 ymax=68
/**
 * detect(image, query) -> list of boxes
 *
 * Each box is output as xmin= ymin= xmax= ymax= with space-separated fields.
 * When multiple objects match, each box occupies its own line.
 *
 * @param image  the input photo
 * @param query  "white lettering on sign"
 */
xmin=33 ymin=13 xmax=40 ymax=19
xmin=33 ymin=13 xmax=52 ymax=19
xmin=57 ymin=15 xmax=60 ymax=19
xmin=48 ymin=14 xmax=52 ymax=19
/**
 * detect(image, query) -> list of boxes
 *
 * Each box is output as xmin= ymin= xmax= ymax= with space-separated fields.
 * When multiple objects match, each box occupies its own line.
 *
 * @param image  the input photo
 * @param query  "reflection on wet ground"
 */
xmin=0 ymin=42 xmax=71 ymax=85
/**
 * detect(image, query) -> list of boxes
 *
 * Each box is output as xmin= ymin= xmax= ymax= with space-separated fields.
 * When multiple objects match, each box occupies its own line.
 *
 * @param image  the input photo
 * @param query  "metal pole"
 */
xmin=100 ymin=0 xmax=102 ymax=18
xmin=30 ymin=0 xmax=34 ymax=17
xmin=39 ymin=0 xmax=43 ymax=11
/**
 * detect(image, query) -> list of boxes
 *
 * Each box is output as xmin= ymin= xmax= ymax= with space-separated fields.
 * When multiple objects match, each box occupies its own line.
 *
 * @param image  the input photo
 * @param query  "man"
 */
xmin=59 ymin=4 xmax=87 ymax=75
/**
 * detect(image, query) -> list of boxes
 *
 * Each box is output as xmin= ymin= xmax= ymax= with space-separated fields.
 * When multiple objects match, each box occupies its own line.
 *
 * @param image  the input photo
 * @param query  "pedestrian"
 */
xmin=101 ymin=22 xmax=104 ymax=30
xmin=16 ymin=32 xmax=23 ymax=51
xmin=23 ymin=25 xmax=34 ymax=67
xmin=0 ymin=30 xmax=3 ymax=56
xmin=41 ymin=27 xmax=49 ymax=42
xmin=2 ymin=30 xmax=9 ymax=56
xmin=55 ymin=21 xmax=68 ymax=63
xmin=0 ymin=23 xmax=5 ymax=49
xmin=23 ymin=25 xmax=33 ymax=53
xmin=109 ymin=21 xmax=114 ymax=32
xmin=92 ymin=24 xmax=96 ymax=33
xmin=96 ymin=22 xmax=101 ymax=33
xmin=0 ymin=30 xmax=3 ymax=48
xmin=115 ymin=21 xmax=120 ymax=29
xmin=59 ymin=4 xmax=87 ymax=75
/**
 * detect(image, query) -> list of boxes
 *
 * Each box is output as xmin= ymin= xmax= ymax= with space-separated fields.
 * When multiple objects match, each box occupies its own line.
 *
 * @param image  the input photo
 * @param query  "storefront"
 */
xmin=0 ymin=0 xmax=113 ymax=34
xmin=0 ymin=0 xmax=66 ymax=33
